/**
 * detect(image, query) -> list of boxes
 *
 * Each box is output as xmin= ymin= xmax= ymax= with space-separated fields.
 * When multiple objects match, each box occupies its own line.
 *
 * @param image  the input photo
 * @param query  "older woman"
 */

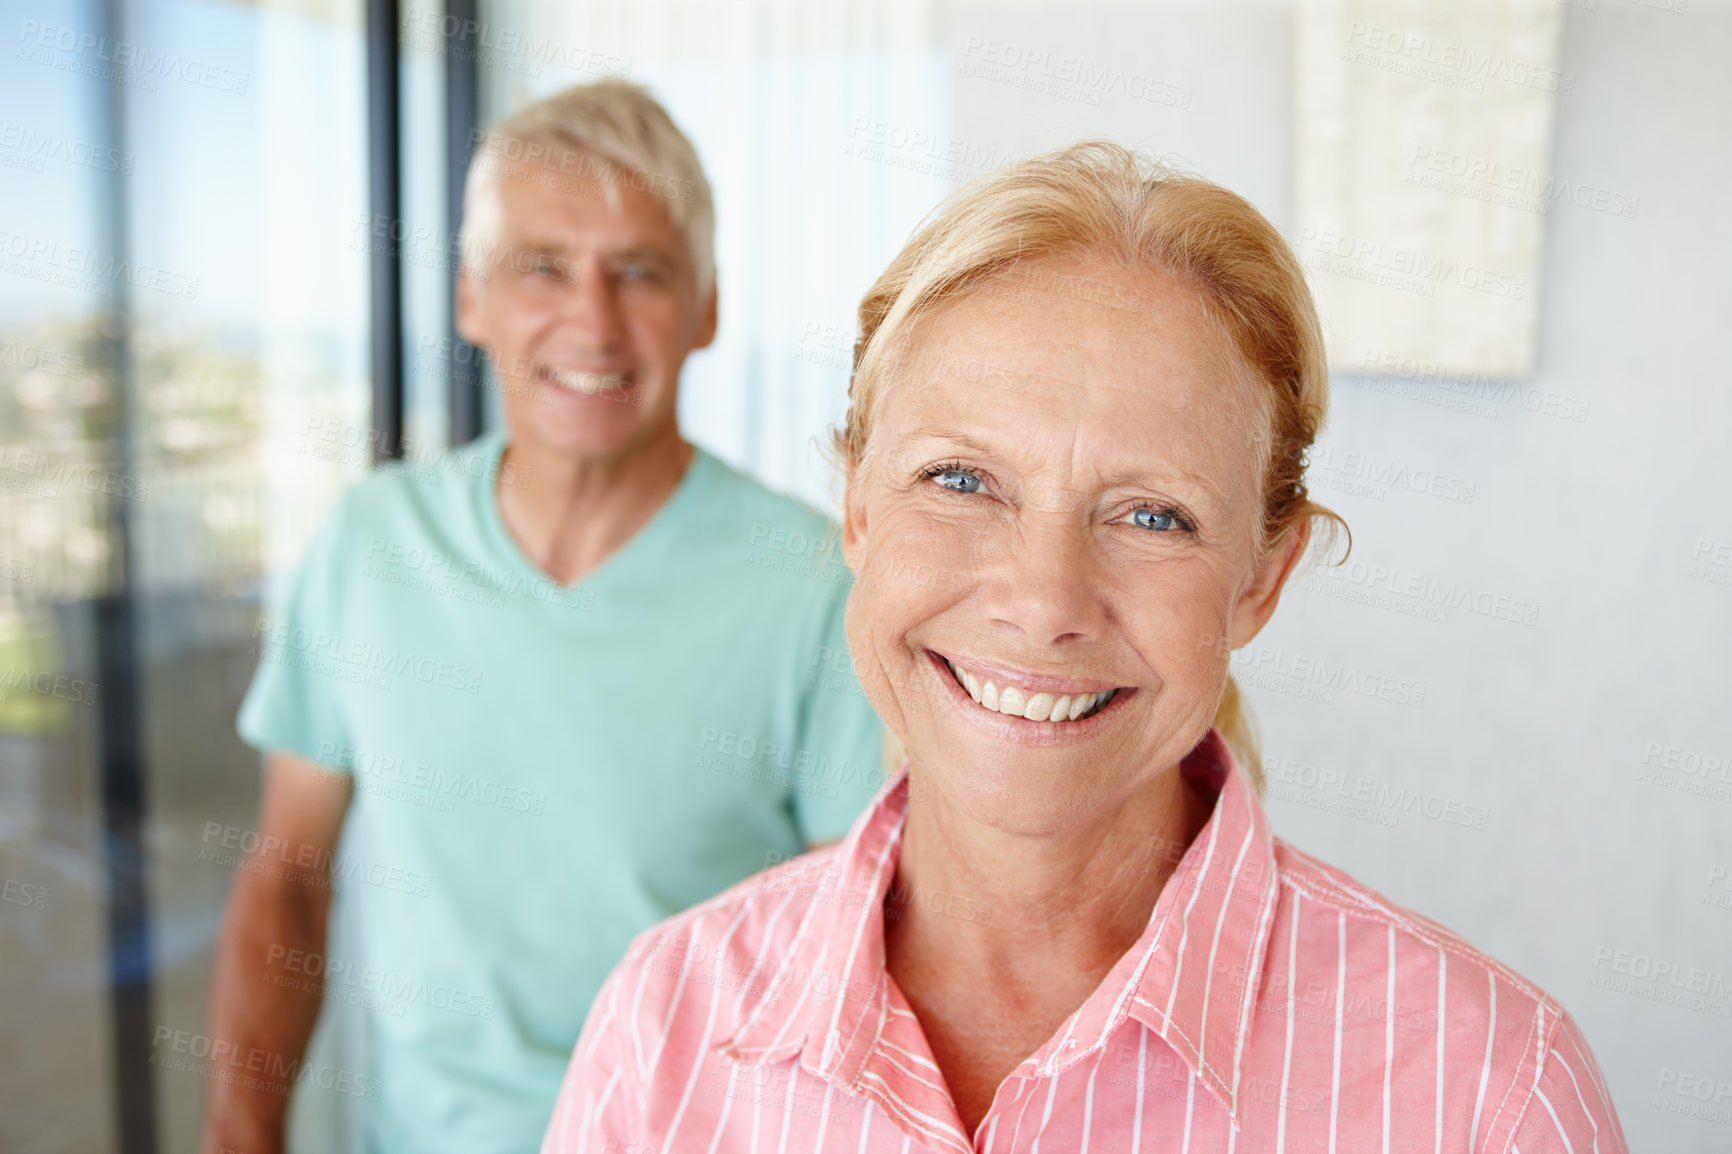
xmin=541 ymin=143 xmax=1626 ymax=1153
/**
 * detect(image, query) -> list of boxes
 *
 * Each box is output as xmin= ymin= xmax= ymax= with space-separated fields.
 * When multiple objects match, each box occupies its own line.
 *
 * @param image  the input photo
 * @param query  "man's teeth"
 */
xmin=546 ymin=366 xmax=627 ymax=394
xmin=946 ymin=659 xmax=1116 ymax=722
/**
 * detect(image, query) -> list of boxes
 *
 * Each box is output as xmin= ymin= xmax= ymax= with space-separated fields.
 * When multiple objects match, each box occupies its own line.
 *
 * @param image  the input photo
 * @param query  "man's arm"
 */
xmin=200 ymin=752 xmax=354 ymax=1154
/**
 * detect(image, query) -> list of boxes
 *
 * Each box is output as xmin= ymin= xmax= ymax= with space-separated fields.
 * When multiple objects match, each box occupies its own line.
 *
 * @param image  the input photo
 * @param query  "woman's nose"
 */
xmin=974 ymin=517 xmax=1106 ymax=648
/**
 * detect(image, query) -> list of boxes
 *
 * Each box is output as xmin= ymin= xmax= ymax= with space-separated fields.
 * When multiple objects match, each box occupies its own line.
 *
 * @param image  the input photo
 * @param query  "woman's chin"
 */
xmin=905 ymin=737 xmax=1115 ymax=836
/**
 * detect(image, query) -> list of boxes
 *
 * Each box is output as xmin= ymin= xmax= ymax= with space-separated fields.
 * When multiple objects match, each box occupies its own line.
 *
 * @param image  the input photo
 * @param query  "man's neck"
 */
xmin=495 ymin=424 xmax=695 ymax=587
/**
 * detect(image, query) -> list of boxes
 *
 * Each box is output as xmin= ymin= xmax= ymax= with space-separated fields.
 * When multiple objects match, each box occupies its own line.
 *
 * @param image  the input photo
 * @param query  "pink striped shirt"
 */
xmin=543 ymin=730 xmax=1627 ymax=1153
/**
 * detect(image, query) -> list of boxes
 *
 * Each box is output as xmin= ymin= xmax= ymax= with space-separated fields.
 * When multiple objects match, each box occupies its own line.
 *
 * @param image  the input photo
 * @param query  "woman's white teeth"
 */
xmin=945 ymin=659 xmax=1115 ymax=722
xmin=547 ymin=366 xmax=626 ymax=394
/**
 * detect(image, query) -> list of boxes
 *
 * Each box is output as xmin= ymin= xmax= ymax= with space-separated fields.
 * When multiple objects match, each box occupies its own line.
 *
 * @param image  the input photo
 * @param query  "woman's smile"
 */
xmin=924 ymin=648 xmax=1137 ymax=744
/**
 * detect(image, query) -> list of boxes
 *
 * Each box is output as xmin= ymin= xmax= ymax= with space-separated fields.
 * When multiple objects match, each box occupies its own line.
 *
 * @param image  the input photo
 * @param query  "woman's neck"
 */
xmin=882 ymin=764 xmax=1212 ymax=1136
xmin=889 ymin=764 xmax=1208 ymax=983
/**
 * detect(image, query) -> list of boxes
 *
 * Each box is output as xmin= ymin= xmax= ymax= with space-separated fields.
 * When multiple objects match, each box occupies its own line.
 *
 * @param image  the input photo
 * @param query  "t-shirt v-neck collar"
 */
xmin=472 ymin=432 xmax=710 ymax=596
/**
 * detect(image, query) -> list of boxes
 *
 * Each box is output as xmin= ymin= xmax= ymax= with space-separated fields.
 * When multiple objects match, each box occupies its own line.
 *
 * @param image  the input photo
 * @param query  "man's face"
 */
xmin=456 ymin=153 xmax=716 ymax=462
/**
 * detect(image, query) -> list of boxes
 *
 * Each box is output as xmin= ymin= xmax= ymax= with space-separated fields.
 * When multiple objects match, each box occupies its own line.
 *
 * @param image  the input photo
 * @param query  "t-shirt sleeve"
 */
xmin=235 ymin=493 xmax=359 ymax=773
xmin=788 ymin=576 xmax=886 ymax=845
xmin=1503 ymin=1010 xmax=1630 ymax=1154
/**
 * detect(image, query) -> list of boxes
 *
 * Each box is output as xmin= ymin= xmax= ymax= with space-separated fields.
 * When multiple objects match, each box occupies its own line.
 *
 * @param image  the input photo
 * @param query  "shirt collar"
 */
xmin=1118 ymin=729 xmax=1281 ymax=1120
xmin=713 ymin=729 xmax=1280 ymax=1125
xmin=713 ymin=769 xmax=908 ymax=1074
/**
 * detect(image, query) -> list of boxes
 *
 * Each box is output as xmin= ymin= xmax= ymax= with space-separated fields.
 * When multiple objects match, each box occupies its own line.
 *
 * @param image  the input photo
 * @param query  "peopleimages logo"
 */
xmin=0 ymin=339 xmax=84 ymax=378
xmin=1296 ymin=227 xmax=1528 ymax=300
xmin=1637 ymin=739 xmax=1732 ymax=805
xmin=314 ymin=740 xmax=548 ymax=816
xmin=1589 ymin=946 xmax=1732 ymax=1017
xmin=2 ymin=877 xmax=48 ymax=909
xmin=198 ymin=821 xmax=433 ymax=897
xmin=1342 ymin=23 xmax=1575 ymax=95
xmin=957 ymin=37 xmax=1193 ymax=109
xmin=0 ymin=123 xmax=131 ymax=173
xmin=0 ymin=443 xmax=147 ymax=500
xmin=841 ymin=119 xmax=1018 ymax=184
xmin=15 ymin=20 xmax=250 ymax=93
xmin=1308 ymin=446 xmax=1476 ymax=504
xmin=1316 ymin=559 xmax=1540 ymax=627
xmin=1229 ymin=644 xmax=1426 ymax=708
xmin=1263 ymin=756 xmax=1490 ymax=831
xmin=1651 ymin=1068 xmax=1732 ymax=1128
xmin=0 ymin=227 xmax=201 ymax=299
xmin=150 ymin=1027 xmax=381 ymax=1101
xmin=1591 ymin=947 xmax=1732 ymax=995
xmin=264 ymin=946 xmax=498 ymax=1020
xmin=401 ymin=9 xmax=632 ymax=79
xmin=1405 ymin=146 xmax=1639 ymax=220
xmin=0 ymin=663 xmax=99 ymax=705
xmin=1356 ymin=347 xmax=1592 ymax=424
xmin=251 ymin=618 xmax=485 ymax=695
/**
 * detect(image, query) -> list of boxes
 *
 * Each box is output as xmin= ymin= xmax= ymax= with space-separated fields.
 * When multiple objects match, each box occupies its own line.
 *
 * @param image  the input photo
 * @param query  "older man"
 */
xmin=201 ymin=82 xmax=883 ymax=1154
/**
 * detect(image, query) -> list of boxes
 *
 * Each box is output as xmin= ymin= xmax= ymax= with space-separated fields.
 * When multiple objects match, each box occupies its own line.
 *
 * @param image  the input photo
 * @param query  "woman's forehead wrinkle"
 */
xmin=889 ymin=287 xmax=1260 ymax=515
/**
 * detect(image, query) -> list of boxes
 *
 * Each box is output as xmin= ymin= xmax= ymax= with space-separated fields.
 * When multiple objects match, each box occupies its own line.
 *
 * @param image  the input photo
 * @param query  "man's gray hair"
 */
xmin=459 ymin=80 xmax=715 ymax=295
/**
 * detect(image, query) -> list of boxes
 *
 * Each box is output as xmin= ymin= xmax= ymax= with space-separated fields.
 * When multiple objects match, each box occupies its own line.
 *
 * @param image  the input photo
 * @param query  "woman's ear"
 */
xmin=1230 ymin=520 xmax=1311 ymax=649
xmin=841 ymin=476 xmax=868 ymax=575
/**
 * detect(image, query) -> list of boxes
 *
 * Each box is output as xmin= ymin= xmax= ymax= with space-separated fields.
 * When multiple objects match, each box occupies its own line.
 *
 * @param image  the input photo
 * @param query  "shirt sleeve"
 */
xmin=788 ymin=573 xmax=886 ymax=845
xmin=541 ymin=953 xmax=645 ymax=1153
xmin=1504 ymin=1010 xmax=1630 ymax=1154
xmin=235 ymin=491 xmax=359 ymax=772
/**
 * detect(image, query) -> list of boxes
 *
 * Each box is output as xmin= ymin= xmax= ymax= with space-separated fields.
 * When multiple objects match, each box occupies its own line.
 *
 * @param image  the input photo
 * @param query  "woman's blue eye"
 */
xmin=933 ymin=470 xmax=981 ymax=494
xmin=1132 ymin=507 xmax=1178 ymax=531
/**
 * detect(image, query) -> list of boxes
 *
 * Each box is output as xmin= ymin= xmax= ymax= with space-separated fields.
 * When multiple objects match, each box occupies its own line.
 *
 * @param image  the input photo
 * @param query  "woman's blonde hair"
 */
xmin=834 ymin=141 xmax=1344 ymax=791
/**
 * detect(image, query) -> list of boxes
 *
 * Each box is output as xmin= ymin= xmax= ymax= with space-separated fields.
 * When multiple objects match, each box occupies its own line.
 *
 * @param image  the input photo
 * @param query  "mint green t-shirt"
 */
xmin=237 ymin=432 xmax=884 ymax=1154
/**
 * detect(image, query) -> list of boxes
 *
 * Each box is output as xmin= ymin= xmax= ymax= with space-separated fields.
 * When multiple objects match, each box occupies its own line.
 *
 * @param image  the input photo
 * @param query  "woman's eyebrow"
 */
xmin=899 ymin=425 xmax=997 ymax=454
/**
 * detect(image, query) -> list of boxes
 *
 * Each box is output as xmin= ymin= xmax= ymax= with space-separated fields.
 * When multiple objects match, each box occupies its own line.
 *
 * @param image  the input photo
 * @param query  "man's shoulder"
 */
xmin=693 ymin=450 xmax=841 ymax=540
xmin=351 ymin=436 xmax=499 ymax=516
xmin=683 ymin=451 xmax=854 ymax=617
xmin=308 ymin=436 xmax=500 ymax=552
